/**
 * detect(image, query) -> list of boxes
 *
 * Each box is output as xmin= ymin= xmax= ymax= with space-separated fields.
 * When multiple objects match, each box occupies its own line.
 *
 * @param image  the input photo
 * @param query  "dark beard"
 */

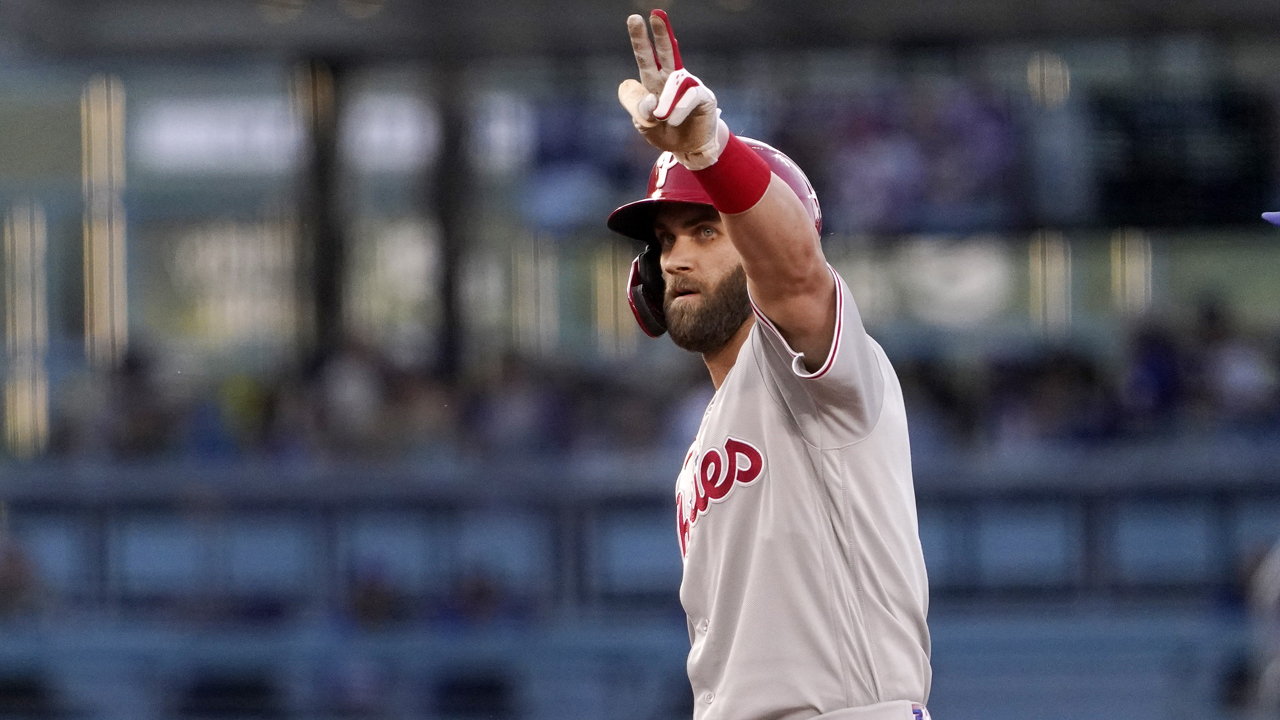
xmin=664 ymin=265 xmax=751 ymax=354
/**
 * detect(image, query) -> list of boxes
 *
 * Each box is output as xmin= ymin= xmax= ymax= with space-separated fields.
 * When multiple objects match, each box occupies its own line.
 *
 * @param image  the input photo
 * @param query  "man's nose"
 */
xmin=661 ymin=233 xmax=695 ymax=275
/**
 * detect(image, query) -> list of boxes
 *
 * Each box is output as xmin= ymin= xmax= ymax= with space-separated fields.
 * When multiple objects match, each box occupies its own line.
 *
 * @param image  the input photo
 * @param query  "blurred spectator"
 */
xmin=663 ymin=371 xmax=715 ymax=451
xmin=444 ymin=570 xmax=505 ymax=626
xmin=384 ymin=372 xmax=459 ymax=456
xmin=0 ymin=538 xmax=39 ymax=617
xmin=466 ymin=354 xmax=570 ymax=455
xmin=912 ymin=80 xmax=1019 ymax=231
xmin=991 ymin=351 xmax=1118 ymax=447
xmin=1035 ymin=352 xmax=1119 ymax=441
xmin=315 ymin=341 xmax=393 ymax=454
xmin=110 ymin=349 xmax=179 ymax=457
xmin=264 ymin=379 xmax=325 ymax=460
xmin=49 ymin=373 xmax=113 ymax=457
xmin=600 ymin=386 xmax=663 ymax=451
xmin=437 ymin=568 xmax=533 ymax=629
xmin=51 ymin=347 xmax=177 ymax=458
xmin=812 ymin=81 xmax=1019 ymax=234
xmin=829 ymin=106 xmax=926 ymax=233
xmin=897 ymin=358 xmax=977 ymax=455
xmin=1188 ymin=298 xmax=1280 ymax=429
xmin=348 ymin=563 xmax=406 ymax=629
xmin=219 ymin=374 xmax=272 ymax=450
xmin=1122 ymin=322 xmax=1185 ymax=434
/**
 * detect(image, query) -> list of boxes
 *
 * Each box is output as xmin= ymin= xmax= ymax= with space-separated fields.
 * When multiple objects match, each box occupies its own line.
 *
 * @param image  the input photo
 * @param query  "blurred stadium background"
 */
xmin=1 ymin=0 xmax=1280 ymax=718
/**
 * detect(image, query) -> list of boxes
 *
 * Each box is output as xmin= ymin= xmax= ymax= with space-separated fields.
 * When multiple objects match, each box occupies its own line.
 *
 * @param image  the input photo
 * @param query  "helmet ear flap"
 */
xmin=627 ymin=247 xmax=667 ymax=337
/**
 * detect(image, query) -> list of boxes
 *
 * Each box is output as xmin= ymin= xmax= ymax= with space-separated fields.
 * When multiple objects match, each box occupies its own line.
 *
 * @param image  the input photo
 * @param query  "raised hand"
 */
xmin=617 ymin=10 xmax=727 ymax=170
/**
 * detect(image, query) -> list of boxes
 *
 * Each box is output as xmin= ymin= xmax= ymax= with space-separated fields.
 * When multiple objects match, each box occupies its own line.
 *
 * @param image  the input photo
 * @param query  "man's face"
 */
xmin=654 ymin=202 xmax=751 ymax=354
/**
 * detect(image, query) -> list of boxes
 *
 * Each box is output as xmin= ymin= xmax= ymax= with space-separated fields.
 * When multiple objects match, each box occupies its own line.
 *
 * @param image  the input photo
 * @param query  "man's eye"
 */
xmin=701 ymin=226 xmax=715 ymax=238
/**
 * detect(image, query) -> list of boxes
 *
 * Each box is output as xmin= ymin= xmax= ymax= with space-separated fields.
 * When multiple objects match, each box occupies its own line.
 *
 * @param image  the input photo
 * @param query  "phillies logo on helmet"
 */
xmin=676 ymin=436 xmax=764 ymax=556
xmin=650 ymin=152 xmax=680 ymax=198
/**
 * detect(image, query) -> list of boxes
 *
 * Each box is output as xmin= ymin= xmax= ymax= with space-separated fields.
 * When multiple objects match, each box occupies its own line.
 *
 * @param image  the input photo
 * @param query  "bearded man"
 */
xmin=605 ymin=10 xmax=933 ymax=720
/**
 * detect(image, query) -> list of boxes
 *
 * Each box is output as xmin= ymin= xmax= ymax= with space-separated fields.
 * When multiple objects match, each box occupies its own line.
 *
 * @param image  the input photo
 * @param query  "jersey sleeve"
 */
xmin=748 ymin=266 xmax=886 ymax=446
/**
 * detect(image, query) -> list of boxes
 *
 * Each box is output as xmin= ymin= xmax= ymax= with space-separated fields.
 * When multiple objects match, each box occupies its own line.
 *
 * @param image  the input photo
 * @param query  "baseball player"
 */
xmin=606 ymin=10 xmax=932 ymax=720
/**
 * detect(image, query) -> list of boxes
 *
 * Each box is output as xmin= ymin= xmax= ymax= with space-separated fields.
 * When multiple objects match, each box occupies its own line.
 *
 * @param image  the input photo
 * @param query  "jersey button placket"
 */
xmin=698 ymin=619 xmax=709 ymax=633
xmin=703 ymin=692 xmax=714 ymax=704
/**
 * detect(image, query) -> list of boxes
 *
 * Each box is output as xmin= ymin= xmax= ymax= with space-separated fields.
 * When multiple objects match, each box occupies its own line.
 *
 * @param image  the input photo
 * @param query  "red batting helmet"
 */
xmin=606 ymin=139 xmax=822 ymax=338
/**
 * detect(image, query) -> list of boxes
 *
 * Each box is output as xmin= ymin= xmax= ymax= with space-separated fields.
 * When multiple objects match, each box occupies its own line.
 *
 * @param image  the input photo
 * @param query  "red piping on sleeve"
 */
xmin=748 ymin=265 xmax=844 ymax=380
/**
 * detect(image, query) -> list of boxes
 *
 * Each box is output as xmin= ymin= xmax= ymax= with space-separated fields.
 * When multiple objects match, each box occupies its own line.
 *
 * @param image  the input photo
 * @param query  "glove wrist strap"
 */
xmin=691 ymin=131 xmax=771 ymax=215
xmin=675 ymin=114 xmax=728 ymax=171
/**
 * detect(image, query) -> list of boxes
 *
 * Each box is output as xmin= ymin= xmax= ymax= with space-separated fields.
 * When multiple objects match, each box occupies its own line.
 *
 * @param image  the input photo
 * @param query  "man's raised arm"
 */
xmin=719 ymin=173 xmax=836 ymax=372
xmin=617 ymin=9 xmax=845 ymax=372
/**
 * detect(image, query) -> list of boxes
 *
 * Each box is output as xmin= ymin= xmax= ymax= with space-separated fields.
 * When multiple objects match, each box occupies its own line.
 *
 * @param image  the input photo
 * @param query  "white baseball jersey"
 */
xmin=674 ymin=267 xmax=931 ymax=720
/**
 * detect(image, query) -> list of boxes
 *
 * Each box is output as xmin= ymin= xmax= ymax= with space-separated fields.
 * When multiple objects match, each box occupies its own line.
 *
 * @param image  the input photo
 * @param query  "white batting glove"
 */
xmin=617 ymin=10 xmax=729 ymax=171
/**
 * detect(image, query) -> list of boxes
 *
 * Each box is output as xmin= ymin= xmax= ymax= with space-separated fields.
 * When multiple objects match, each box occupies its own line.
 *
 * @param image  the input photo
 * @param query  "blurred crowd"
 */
xmin=781 ymin=80 xmax=1022 ymax=235
xmin=44 ymin=341 xmax=711 ymax=462
xmin=902 ymin=297 xmax=1280 ymax=456
xmin=27 ymin=296 xmax=1280 ymax=462
xmin=528 ymin=80 xmax=1025 ymax=236
xmin=20 ymin=76 xmax=1277 ymax=463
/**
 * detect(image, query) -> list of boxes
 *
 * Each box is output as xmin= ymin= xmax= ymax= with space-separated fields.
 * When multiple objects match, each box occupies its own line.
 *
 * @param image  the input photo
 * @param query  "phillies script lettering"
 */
xmin=676 ymin=437 xmax=764 ymax=556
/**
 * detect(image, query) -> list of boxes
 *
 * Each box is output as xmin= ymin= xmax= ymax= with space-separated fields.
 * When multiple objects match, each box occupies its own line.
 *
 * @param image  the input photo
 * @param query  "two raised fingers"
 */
xmin=627 ymin=9 xmax=683 ymax=93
